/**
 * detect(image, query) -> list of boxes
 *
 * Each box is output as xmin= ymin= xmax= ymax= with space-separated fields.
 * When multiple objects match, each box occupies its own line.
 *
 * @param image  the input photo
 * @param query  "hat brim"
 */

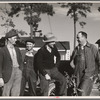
xmin=5 ymin=34 xmax=18 ymax=39
xmin=43 ymin=37 xmax=57 ymax=42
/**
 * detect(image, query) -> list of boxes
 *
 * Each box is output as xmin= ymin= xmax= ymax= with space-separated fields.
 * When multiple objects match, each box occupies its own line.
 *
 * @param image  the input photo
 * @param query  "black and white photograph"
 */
xmin=0 ymin=1 xmax=100 ymax=98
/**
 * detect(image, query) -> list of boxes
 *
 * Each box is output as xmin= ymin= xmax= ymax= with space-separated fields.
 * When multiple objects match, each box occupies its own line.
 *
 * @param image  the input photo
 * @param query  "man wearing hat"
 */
xmin=35 ymin=32 xmax=66 ymax=96
xmin=20 ymin=39 xmax=37 ymax=96
xmin=0 ymin=29 xmax=23 ymax=96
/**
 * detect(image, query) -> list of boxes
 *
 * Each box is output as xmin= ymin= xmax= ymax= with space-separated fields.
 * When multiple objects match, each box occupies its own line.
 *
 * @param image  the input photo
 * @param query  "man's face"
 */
xmin=77 ymin=33 xmax=85 ymax=45
xmin=26 ymin=42 xmax=35 ymax=51
xmin=8 ymin=36 xmax=17 ymax=45
xmin=48 ymin=41 xmax=55 ymax=48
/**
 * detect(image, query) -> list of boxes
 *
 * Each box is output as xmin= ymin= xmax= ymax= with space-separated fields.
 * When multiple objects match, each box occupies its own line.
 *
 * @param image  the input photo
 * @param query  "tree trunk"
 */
xmin=74 ymin=21 xmax=76 ymax=49
xmin=73 ymin=11 xmax=76 ymax=49
xmin=30 ymin=5 xmax=33 ymax=39
xmin=30 ymin=24 xmax=33 ymax=39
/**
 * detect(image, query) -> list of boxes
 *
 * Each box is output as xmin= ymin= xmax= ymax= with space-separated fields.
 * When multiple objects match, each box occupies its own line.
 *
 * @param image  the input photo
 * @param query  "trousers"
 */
xmin=2 ymin=67 xmax=22 ymax=96
xmin=20 ymin=73 xmax=36 ymax=96
xmin=39 ymin=67 xmax=66 ymax=96
xmin=78 ymin=76 xmax=93 ymax=96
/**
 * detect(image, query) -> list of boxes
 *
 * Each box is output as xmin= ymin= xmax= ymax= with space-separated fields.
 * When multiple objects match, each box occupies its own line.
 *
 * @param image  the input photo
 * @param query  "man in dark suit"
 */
xmin=0 ymin=29 xmax=23 ymax=96
xmin=35 ymin=32 xmax=66 ymax=96
xmin=20 ymin=39 xmax=37 ymax=96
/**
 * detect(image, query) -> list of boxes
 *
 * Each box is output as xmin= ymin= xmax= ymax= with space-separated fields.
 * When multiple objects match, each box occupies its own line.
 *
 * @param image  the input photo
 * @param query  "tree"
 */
xmin=0 ymin=4 xmax=15 ymax=33
xmin=60 ymin=3 xmax=92 ymax=49
xmin=0 ymin=4 xmax=27 ymax=37
xmin=8 ymin=3 xmax=55 ymax=39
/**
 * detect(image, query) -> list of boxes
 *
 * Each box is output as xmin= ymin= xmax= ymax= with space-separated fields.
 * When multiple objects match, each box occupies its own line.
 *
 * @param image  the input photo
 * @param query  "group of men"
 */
xmin=0 ymin=29 xmax=100 ymax=96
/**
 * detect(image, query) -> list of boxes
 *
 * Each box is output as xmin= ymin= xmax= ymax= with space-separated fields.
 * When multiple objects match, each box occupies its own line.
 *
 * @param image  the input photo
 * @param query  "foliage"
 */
xmin=0 ymin=6 xmax=15 ymax=32
xmin=9 ymin=3 xmax=54 ymax=17
xmin=8 ymin=3 xmax=54 ymax=26
xmin=60 ymin=3 xmax=92 ymax=27
xmin=16 ymin=29 xmax=27 ymax=35
xmin=59 ymin=3 xmax=92 ymax=48
xmin=8 ymin=3 xmax=55 ymax=37
xmin=0 ymin=4 xmax=27 ymax=36
xmin=1 ymin=18 xmax=15 ymax=28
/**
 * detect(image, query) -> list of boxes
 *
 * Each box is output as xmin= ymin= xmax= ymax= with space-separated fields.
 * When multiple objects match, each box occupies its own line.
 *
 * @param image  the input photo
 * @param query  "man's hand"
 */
xmin=54 ymin=56 xmax=56 ymax=64
xmin=98 ymin=73 xmax=100 ymax=79
xmin=70 ymin=61 xmax=75 ymax=69
xmin=45 ymin=74 xmax=51 ymax=80
xmin=0 ymin=78 xmax=4 ymax=87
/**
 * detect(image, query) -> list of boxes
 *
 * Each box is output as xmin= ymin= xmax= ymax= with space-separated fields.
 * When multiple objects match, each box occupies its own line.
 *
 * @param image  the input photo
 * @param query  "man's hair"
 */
xmin=78 ymin=31 xmax=87 ymax=39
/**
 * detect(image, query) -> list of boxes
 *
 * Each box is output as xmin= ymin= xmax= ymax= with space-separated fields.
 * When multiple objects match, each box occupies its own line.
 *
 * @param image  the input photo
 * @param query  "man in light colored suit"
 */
xmin=0 ymin=29 xmax=23 ymax=96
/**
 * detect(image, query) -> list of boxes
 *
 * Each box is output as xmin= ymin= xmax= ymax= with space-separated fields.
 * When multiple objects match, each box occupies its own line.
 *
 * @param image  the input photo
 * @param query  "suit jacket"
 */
xmin=35 ymin=45 xmax=60 ymax=76
xmin=0 ymin=46 xmax=23 ymax=83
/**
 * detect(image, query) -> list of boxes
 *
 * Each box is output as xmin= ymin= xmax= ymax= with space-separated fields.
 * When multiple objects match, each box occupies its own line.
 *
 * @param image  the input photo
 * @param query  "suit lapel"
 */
xmin=14 ymin=47 xmax=20 ymax=65
xmin=14 ymin=47 xmax=19 ymax=60
xmin=4 ymin=46 xmax=12 ymax=61
xmin=44 ymin=46 xmax=53 ymax=57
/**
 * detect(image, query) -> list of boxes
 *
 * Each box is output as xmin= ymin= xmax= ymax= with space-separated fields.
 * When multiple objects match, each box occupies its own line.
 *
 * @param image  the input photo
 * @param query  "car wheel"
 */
xmin=48 ymin=83 xmax=55 ymax=96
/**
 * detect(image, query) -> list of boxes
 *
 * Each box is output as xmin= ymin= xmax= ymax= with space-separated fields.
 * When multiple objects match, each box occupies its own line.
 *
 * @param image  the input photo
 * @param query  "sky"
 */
xmin=0 ymin=2 xmax=100 ymax=53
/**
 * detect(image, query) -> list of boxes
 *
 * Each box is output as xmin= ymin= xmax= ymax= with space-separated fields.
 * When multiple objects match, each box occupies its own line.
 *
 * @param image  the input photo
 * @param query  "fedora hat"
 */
xmin=5 ymin=29 xmax=18 ymax=39
xmin=43 ymin=32 xmax=57 ymax=42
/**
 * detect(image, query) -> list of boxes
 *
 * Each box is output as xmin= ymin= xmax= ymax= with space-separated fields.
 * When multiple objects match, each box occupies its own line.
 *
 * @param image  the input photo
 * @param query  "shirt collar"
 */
xmin=7 ymin=44 xmax=14 ymax=49
xmin=46 ymin=45 xmax=52 ymax=53
xmin=26 ymin=52 xmax=33 ymax=57
xmin=85 ymin=42 xmax=91 ymax=48
xmin=77 ymin=41 xmax=91 ymax=50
